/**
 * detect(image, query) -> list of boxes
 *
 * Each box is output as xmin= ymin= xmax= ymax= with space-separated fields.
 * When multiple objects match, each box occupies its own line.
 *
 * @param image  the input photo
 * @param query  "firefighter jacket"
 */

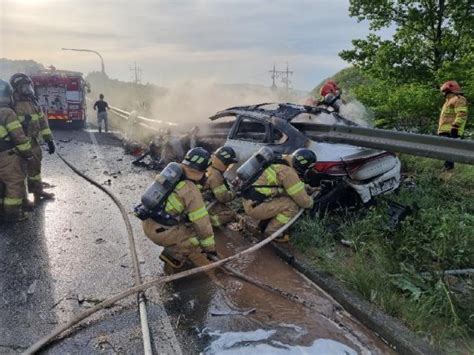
xmin=163 ymin=177 xmax=215 ymax=251
xmin=245 ymin=163 xmax=313 ymax=209
xmin=438 ymin=94 xmax=468 ymax=135
xmin=13 ymin=100 xmax=53 ymax=141
xmin=0 ymin=107 xmax=32 ymax=157
xmin=205 ymin=166 xmax=234 ymax=203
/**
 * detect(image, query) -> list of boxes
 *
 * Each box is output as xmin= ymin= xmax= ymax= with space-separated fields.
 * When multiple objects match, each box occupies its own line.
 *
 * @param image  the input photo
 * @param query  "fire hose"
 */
xmin=25 ymin=151 xmax=313 ymax=354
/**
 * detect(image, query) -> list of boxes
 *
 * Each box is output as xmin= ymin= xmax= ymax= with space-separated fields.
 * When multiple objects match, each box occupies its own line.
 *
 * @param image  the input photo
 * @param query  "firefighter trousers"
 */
xmin=209 ymin=202 xmax=236 ymax=227
xmin=26 ymin=139 xmax=43 ymax=194
xmin=243 ymin=196 xmax=299 ymax=236
xmin=0 ymin=150 xmax=26 ymax=219
xmin=142 ymin=219 xmax=211 ymax=267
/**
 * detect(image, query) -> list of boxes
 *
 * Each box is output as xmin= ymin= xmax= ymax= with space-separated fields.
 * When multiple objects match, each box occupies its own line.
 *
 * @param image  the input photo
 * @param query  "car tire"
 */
xmin=312 ymin=184 xmax=361 ymax=218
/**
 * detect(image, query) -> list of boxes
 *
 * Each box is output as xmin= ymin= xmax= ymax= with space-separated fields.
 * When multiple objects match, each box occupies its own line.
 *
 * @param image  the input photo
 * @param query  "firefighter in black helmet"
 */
xmin=0 ymin=79 xmax=33 ymax=222
xmin=10 ymin=73 xmax=55 ymax=204
xmin=204 ymin=146 xmax=239 ymax=228
xmin=141 ymin=147 xmax=217 ymax=269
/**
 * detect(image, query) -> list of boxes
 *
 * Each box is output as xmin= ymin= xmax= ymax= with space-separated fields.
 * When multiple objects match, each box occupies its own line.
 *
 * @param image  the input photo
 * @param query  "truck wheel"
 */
xmin=312 ymin=185 xmax=361 ymax=218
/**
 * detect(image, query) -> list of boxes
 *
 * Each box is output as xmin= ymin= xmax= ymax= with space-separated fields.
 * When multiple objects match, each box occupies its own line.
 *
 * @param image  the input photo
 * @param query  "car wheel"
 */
xmin=312 ymin=185 xmax=361 ymax=218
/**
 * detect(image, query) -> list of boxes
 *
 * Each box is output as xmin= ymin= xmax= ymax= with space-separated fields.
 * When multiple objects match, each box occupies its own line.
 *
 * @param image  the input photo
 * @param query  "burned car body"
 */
xmin=208 ymin=103 xmax=401 ymax=210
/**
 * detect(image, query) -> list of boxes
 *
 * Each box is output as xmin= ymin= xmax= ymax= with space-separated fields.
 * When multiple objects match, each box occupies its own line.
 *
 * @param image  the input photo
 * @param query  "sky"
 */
xmin=0 ymin=0 xmax=380 ymax=91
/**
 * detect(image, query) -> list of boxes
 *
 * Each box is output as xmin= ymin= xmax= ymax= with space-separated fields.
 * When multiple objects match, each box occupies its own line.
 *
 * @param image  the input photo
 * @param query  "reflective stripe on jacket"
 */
xmin=249 ymin=164 xmax=313 ymax=209
xmin=205 ymin=166 xmax=234 ymax=203
xmin=0 ymin=107 xmax=32 ymax=155
xmin=438 ymin=94 xmax=468 ymax=135
xmin=14 ymin=101 xmax=53 ymax=140
xmin=163 ymin=177 xmax=215 ymax=248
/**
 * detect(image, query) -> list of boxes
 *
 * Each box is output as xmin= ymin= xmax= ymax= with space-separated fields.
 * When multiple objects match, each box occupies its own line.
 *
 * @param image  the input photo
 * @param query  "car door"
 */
xmin=225 ymin=116 xmax=271 ymax=163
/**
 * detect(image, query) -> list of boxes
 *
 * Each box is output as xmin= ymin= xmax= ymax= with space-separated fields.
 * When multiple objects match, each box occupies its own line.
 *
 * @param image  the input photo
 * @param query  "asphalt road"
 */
xmin=0 ymin=126 xmax=394 ymax=354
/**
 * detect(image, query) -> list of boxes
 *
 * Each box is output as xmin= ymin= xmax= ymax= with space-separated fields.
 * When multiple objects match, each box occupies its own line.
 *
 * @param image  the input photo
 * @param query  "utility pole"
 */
xmin=269 ymin=63 xmax=278 ymax=90
xmin=130 ymin=62 xmax=143 ymax=84
xmin=268 ymin=62 xmax=293 ymax=93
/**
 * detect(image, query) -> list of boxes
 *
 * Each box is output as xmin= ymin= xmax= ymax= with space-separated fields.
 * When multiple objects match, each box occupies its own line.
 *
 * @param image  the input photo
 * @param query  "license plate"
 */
xmin=370 ymin=178 xmax=396 ymax=195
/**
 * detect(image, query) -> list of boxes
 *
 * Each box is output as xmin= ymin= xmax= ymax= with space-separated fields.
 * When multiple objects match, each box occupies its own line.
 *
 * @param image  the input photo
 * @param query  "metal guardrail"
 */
xmin=305 ymin=124 xmax=474 ymax=165
xmin=106 ymin=104 xmax=473 ymax=165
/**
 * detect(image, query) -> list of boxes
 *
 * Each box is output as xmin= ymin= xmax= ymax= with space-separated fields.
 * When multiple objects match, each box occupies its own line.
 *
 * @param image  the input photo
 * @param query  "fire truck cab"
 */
xmin=31 ymin=68 xmax=89 ymax=128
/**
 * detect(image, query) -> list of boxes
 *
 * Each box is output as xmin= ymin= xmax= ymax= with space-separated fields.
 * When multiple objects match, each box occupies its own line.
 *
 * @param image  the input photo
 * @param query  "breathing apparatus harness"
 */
xmin=234 ymin=147 xmax=289 ymax=204
xmin=134 ymin=162 xmax=185 ymax=226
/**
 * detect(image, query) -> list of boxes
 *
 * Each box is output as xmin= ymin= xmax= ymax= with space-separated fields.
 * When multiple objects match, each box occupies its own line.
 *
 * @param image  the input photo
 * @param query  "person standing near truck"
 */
xmin=10 ymin=73 xmax=55 ymax=205
xmin=93 ymin=94 xmax=109 ymax=133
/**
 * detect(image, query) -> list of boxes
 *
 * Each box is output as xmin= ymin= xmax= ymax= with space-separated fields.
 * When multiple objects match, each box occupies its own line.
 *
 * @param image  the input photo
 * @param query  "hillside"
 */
xmin=0 ymin=58 xmax=44 ymax=81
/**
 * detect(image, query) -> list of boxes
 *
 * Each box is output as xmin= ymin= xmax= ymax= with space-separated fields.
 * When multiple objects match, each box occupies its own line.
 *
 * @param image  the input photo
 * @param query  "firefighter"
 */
xmin=10 ymin=73 xmax=55 ymax=203
xmin=438 ymin=81 xmax=469 ymax=171
xmin=140 ymin=147 xmax=216 ymax=269
xmin=205 ymin=146 xmax=239 ymax=228
xmin=240 ymin=147 xmax=316 ymax=242
xmin=0 ymin=80 xmax=33 ymax=222
xmin=304 ymin=80 xmax=343 ymax=111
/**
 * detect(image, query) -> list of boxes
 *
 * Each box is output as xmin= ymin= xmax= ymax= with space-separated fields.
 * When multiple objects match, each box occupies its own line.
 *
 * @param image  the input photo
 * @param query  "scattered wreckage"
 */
xmin=127 ymin=103 xmax=402 ymax=215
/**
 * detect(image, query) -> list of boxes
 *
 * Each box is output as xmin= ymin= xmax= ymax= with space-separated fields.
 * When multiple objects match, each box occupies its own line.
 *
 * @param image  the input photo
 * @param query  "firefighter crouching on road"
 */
xmin=0 ymin=80 xmax=33 ymax=222
xmin=438 ymin=81 xmax=468 ymax=171
xmin=137 ymin=147 xmax=217 ymax=269
xmin=205 ymin=146 xmax=239 ymax=228
xmin=239 ymin=147 xmax=316 ymax=243
xmin=10 ymin=73 xmax=55 ymax=203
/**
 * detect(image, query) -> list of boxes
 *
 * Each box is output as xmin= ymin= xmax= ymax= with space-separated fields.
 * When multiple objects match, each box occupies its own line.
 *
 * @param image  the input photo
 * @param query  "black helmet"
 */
xmin=215 ymin=146 xmax=238 ymax=165
xmin=0 ymin=79 xmax=14 ymax=107
xmin=182 ymin=147 xmax=211 ymax=171
xmin=9 ymin=73 xmax=35 ymax=97
xmin=291 ymin=148 xmax=317 ymax=175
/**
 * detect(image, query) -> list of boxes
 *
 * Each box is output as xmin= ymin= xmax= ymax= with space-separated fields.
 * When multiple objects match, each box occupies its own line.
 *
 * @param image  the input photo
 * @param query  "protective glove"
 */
xmin=46 ymin=140 xmax=56 ymax=154
xmin=203 ymin=250 xmax=219 ymax=261
xmin=450 ymin=125 xmax=459 ymax=138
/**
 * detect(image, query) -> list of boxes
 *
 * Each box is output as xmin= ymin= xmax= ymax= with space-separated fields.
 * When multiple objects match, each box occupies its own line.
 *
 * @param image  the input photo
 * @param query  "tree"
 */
xmin=339 ymin=1 xmax=473 ymax=132
xmin=340 ymin=0 xmax=474 ymax=85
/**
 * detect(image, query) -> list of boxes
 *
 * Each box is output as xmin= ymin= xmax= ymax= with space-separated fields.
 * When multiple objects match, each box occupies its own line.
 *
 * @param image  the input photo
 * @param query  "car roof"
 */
xmin=209 ymin=102 xmax=357 ymax=126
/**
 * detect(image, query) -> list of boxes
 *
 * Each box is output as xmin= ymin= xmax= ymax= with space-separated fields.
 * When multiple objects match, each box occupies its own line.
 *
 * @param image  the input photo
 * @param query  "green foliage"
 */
xmin=293 ymin=158 xmax=474 ymax=350
xmin=338 ymin=1 xmax=474 ymax=131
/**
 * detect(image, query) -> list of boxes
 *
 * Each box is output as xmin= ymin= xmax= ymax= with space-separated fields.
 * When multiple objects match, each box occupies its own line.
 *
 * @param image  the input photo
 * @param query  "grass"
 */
xmin=292 ymin=155 xmax=474 ymax=353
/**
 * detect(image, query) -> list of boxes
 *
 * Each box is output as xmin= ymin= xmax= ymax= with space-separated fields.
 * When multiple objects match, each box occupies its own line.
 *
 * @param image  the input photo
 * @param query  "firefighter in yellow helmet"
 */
xmin=438 ymin=80 xmax=468 ymax=170
xmin=0 ymin=80 xmax=33 ymax=222
xmin=205 ymin=146 xmax=238 ymax=228
xmin=138 ymin=147 xmax=216 ymax=269
xmin=10 ymin=73 xmax=55 ymax=204
xmin=240 ymin=147 xmax=315 ymax=242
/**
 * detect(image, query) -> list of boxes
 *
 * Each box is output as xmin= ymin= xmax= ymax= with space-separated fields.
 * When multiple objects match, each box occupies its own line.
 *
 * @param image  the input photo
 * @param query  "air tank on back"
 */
xmin=141 ymin=162 xmax=183 ymax=210
xmin=233 ymin=146 xmax=275 ymax=190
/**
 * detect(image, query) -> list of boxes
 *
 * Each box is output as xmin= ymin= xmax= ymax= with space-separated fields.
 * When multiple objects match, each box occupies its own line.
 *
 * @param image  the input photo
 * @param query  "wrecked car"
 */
xmin=207 ymin=103 xmax=401 ymax=213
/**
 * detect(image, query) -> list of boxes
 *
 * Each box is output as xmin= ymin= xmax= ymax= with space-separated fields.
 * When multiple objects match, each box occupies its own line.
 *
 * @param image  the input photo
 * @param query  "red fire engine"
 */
xmin=31 ymin=68 xmax=89 ymax=128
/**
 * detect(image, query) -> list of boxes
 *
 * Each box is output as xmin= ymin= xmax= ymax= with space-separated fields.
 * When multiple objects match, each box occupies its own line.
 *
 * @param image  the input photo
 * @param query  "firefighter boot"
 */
xmin=159 ymin=249 xmax=184 ymax=269
xmin=3 ymin=211 xmax=28 ymax=223
xmin=274 ymin=234 xmax=290 ymax=243
xmin=34 ymin=191 xmax=55 ymax=203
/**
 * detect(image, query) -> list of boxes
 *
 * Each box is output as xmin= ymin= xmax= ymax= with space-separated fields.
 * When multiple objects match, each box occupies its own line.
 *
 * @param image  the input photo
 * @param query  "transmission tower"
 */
xmin=268 ymin=62 xmax=293 ymax=92
xmin=130 ymin=62 xmax=143 ymax=84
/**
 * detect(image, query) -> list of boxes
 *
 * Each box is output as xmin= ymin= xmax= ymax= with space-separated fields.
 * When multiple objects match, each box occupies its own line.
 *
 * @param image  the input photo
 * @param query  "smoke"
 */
xmin=339 ymin=99 xmax=373 ymax=127
xmin=148 ymin=79 xmax=303 ymax=132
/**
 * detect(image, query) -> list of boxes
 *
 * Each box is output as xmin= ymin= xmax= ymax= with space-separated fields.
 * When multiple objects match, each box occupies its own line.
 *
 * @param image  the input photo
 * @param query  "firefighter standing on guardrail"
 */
xmin=10 ymin=73 xmax=55 ymax=204
xmin=137 ymin=147 xmax=216 ymax=270
xmin=0 ymin=80 xmax=33 ymax=222
xmin=239 ymin=147 xmax=316 ymax=243
xmin=438 ymin=81 xmax=468 ymax=171
xmin=93 ymin=94 xmax=110 ymax=133
xmin=205 ymin=146 xmax=238 ymax=228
